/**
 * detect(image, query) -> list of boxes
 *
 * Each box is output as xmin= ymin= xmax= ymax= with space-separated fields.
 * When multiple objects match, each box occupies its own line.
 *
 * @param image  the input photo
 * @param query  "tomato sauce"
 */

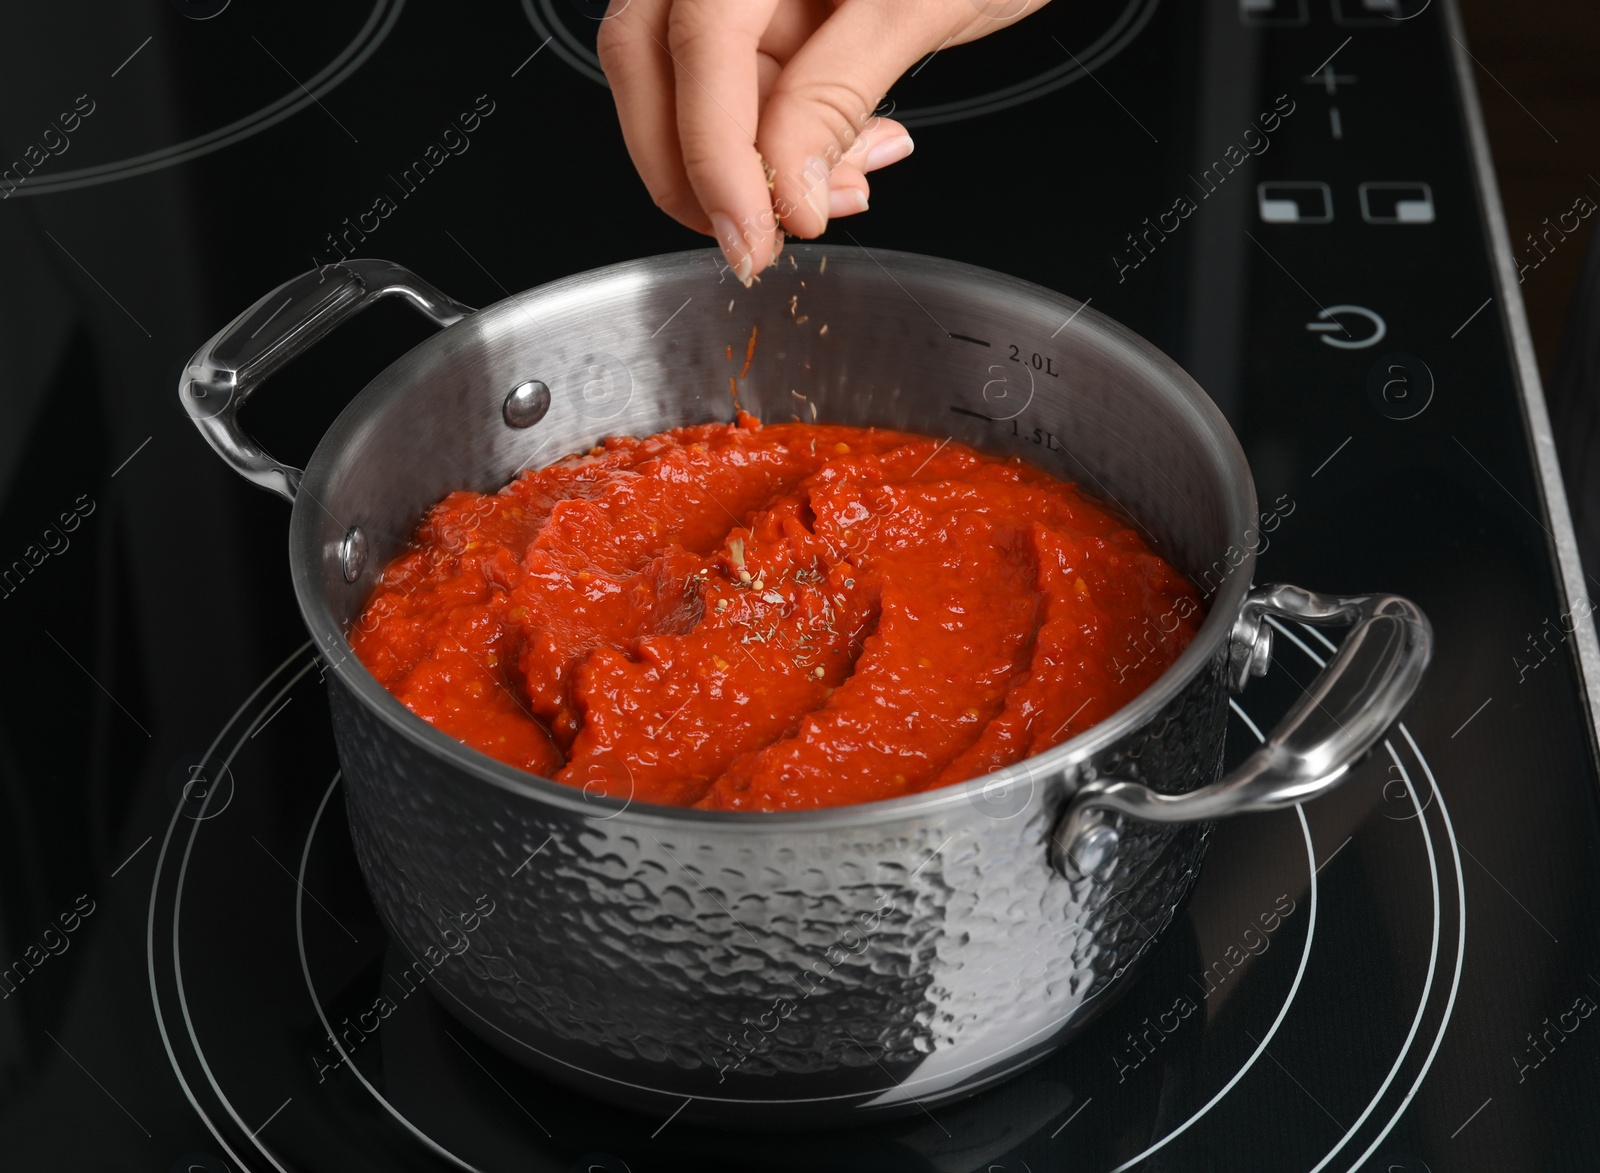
xmin=350 ymin=416 xmax=1204 ymax=811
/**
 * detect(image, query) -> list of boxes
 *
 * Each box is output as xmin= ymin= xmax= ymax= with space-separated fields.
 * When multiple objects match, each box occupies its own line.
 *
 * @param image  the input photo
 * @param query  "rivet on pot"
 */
xmin=1072 ymin=823 xmax=1120 ymax=876
xmin=1227 ymin=609 xmax=1274 ymax=694
xmin=504 ymin=380 xmax=551 ymax=428
xmin=340 ymin=525 xmax=367 ymax=583
xmin=1050 ymin=805 xmax=1120 ymax=881
xmin=1247 ymin=623 xmax=1273 ymax=677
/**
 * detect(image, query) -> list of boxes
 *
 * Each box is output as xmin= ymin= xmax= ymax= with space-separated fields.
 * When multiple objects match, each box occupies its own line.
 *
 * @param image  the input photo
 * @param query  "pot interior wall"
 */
xmin=296 ymin=247 xmax=1254 ymax=635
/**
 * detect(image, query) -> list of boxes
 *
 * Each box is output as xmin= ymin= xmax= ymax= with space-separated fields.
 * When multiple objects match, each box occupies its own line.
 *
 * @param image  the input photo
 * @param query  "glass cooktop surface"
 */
xmin=1 ymin=1 xmax=1597 ymax=1170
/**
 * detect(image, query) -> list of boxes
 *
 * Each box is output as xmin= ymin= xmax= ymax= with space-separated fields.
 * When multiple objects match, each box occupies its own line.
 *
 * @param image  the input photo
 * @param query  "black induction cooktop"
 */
xmin=3 ymin=1 xmax=1599 ymax=1170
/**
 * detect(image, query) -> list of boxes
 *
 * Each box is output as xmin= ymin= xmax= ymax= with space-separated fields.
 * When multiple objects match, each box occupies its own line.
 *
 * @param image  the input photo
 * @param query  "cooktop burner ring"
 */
xmin=1274 ymin=624 xmax=1468 ymax=1173
xmin=147 ymin=642 xmax=321 ymax=1173
xmin=271 ymin=704 xmax=1323 ymax=1167
xmin=518 ymin=0 xmax=1161 ymax=128
xmin=7 ymin=0 xmax=402 ymax=199
xmin=296 ymin=769 xmax=483 ymax=1171
xmin=11 ymin=3 xmax=1581 ymax=1163
xmin=1198 ymin=623 xmax=1465 ymax=1173
xmin=146 ymin=618 xmax=1468 ymax=1171
xmin=294 ymin=790 xmax=1307 ymax=1114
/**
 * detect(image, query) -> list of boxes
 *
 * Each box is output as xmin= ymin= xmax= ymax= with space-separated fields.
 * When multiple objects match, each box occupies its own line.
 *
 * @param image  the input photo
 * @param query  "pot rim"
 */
xmin=292 ymin=245 xmax=1257 ymax=829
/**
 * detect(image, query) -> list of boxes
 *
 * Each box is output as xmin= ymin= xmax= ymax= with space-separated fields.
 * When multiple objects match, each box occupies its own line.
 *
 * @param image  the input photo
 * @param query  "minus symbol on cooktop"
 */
xmin=947 ymin=333 xmax=991 ymax=347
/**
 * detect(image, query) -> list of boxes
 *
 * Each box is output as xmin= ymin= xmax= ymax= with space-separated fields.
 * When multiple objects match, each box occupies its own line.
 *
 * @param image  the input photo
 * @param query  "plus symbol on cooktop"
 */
xmin=1304 ymin=65 xmax=1358 ymax=94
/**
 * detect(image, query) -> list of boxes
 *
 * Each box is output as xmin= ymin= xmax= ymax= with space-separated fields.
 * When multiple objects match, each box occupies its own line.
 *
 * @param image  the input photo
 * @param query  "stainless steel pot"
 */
xmin=181 ymin=246 xmax=1430 ymax=1129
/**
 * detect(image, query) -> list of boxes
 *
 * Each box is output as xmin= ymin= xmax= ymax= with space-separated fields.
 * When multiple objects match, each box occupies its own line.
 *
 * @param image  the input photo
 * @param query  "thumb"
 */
xmin=757 ymin=1 xmax=941 ymax=239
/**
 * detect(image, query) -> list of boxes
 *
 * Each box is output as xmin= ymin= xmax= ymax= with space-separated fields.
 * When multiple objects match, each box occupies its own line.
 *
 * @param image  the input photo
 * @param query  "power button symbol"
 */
xmin=1366 ymin=353 xmax=1434 ymax=420
xmin=1307 ymin=304 xmax=1388 ymax=349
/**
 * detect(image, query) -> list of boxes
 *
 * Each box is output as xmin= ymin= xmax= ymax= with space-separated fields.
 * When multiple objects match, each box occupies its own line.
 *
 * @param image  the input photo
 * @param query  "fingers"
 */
xmin=757 ymin=2 xmax=946 ymax=238
xmin=827 ymin=163 xmax=870 ymax=218
xmin=756 ymin=0 xmax=832 ymax=62
xmin=599 ymin=0 xmax=926 ymax=271
xmin=596 ymin=0 xmax=709 ymax=234
xmin=843 ymin=115 xmax=913 ymax=174
xmin=764 ymin=30 xmax=881 ymax=219
xmin=668 ymin=0 xmax=785 ymax=283
xmin=823 ymin=118 xmax=907 ymax=216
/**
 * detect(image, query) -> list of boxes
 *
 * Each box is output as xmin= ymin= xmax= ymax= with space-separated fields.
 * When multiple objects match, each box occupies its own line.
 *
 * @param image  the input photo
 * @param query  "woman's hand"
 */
xmin=597 ymin=0 xmax=1049 ymax=284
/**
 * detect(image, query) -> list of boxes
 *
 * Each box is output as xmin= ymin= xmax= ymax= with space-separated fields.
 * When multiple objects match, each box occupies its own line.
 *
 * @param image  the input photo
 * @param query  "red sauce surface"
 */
xmin=351 ymin=416 xmax=1204 ymax=811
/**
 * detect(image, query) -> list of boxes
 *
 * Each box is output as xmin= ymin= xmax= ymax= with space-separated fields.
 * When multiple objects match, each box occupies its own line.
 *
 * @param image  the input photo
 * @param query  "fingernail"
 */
xmin=709 ymin=211 xmax=753 ymax=286
xmin=801 ymin=156 xmax=831 ymax=226
xmin=863 ymin=134 xmax=915 ymax=172
xmin=828 ymin=187 xmax=869 ymax=217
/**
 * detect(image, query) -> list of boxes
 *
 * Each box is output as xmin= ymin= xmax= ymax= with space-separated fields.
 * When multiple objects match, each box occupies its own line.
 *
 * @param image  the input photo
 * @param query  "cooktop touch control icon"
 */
xmin=1333 ymin=0 xmax=1432 ymax=24
xmin=1360 ymin=182 xmax=1436 ymax=224
xmin=1239 ymin=0 xmax=1308 ymax=25
xmin=1306 ymin=304 xmax=1388 ymax=350
xmin=1258 ymin=181 xmax=1333 ymax=224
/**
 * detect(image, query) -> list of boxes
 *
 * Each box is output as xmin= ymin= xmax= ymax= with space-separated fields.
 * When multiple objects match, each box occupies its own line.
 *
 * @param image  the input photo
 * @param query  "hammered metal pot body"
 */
xmin=293 ymin=246 xmax=1258 ymax=1127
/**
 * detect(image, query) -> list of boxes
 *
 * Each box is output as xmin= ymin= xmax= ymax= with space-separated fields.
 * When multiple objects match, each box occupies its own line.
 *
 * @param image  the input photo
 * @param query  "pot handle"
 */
xmin=1050 ymin=583 xmax=1432 ymax=879
xmin=180 ymin=259 xmax=474 ymax=503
